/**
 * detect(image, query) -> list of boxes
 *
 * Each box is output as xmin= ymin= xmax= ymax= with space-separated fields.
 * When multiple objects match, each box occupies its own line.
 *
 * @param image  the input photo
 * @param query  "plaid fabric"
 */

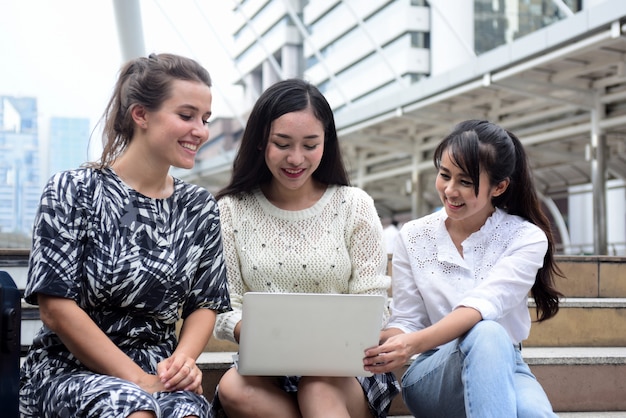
xmin=210 ymin=370 xmax=400 ymax=418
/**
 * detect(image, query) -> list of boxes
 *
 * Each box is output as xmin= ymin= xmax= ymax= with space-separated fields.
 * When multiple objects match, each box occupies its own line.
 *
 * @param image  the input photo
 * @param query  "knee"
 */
xmin=217 ymin=370 xmax=268 ymax=412
xmin=464 ymin=320 xmax=510 ymax=349
xmin=298 ymin=376 xmax=338 ymax=399
xmin=217 ymin=369 xmax=244 ymax=407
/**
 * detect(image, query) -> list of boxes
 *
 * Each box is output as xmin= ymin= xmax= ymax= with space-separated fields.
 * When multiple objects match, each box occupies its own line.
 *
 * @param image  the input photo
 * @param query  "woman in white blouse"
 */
xmin=364 ymin=120 xmax=562 ymax=417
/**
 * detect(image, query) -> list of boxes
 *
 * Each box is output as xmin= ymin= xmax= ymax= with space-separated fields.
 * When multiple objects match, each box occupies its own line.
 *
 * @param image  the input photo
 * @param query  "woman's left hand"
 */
xmin=157 ymin=353 xmax=203 ymax=394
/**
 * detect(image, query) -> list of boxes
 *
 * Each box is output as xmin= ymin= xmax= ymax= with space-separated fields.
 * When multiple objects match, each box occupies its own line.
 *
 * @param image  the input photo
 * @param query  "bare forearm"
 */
xmin=176 ymin=308 xmax=216 ymax=359
xmin=421 ymin=306 xmax=483 ymax=350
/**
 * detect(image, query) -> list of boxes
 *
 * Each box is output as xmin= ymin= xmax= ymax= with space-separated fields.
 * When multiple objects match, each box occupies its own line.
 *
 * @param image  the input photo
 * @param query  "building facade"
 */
xmin=0 ymin=96 xmax=40 ymax=236
xmin=183 ymin=0 xmax=626 ymax=255
xmin=47 ymin=116 xmax=91 ymax=177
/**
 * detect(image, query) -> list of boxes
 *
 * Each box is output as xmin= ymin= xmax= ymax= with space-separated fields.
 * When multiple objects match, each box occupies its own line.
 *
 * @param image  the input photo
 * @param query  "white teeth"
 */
xmin=285 ymin=168 xmax=302 ymax=174
xmin=181 ymin=143 xmax=197 ymax=151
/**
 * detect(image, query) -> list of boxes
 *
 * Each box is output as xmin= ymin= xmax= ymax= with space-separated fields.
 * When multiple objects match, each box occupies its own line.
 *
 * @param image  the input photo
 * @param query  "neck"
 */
xmin=262 ymin=180 xmax=327 ymax=211
xmin=112 ymin=153 xmax=172 ymax=199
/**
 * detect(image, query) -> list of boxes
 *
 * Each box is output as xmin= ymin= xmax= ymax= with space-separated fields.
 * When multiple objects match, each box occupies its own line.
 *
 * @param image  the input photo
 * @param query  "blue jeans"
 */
xmin=401 ymin=320 xmax=557 ymax=418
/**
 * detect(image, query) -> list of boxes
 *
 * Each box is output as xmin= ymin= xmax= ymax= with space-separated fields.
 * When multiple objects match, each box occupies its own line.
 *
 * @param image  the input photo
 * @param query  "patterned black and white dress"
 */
xmin=20 ymin=167 xmax=231 ymax=418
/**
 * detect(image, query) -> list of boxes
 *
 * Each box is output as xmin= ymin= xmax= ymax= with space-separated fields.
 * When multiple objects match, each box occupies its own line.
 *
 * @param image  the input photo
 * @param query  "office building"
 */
xmin=0 ymin=96 xmax=40 ymax=236
xmin=48 ymin=117 xmax=91 ymax=177
xmin=178 ymin=0 xmax=625 ymax=254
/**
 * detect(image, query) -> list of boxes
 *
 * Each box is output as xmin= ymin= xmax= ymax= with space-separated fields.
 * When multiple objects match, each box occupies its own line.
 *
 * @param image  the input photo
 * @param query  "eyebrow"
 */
xmin=178 ymin=104 xmax=212 ymax=117
xmin=272 ymin=132 xmax=321 ymax=140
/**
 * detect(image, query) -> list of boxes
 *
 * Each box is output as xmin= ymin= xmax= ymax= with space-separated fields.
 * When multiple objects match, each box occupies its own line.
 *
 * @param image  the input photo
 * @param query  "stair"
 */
xmin=3 ymin=250 xmax=625 ymax=415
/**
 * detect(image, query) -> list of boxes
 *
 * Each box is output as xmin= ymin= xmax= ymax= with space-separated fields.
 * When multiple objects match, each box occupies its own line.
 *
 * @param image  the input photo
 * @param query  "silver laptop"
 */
xmin=237 ymin=292 xmax=386 ymax=377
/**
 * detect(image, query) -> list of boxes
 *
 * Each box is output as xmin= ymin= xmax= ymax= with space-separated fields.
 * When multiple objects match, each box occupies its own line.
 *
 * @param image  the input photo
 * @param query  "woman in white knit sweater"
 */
xmin=211 ymin=79 xmax=400 ymax=418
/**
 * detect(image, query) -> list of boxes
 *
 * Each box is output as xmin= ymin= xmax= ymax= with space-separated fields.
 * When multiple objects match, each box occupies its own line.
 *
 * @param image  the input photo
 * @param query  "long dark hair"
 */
xmin=87 ymin=53 xmax=212 ymax=168
xmin=216 ymin=78 xmax=349 ymax=200
xmin=434 ymin=120 xmax=562 ymax=321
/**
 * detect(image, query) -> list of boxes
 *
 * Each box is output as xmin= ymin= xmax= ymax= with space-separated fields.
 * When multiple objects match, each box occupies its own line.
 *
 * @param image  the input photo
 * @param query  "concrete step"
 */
xmin=556 ymin=257 xmax=626 ymax=298
xmin=197 ymin=347 xmax=626 ymax=415
xmin=20 ymin=297 xmax=626 ymax=353
xmin=526 ymin=297 xmax=626 ymax=347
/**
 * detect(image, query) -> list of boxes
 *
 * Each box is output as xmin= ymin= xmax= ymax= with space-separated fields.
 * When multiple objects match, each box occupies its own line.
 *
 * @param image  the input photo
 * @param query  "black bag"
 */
xmin=0 ymin=271 xmax=21 ymax=418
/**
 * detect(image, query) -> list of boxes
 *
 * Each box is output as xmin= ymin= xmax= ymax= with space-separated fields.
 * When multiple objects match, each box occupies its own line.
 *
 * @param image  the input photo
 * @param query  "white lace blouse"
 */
xmin=386 ymin=207 xmax=548 ymax=344
xmin=214 ymin=185 xmax=391 ymax=343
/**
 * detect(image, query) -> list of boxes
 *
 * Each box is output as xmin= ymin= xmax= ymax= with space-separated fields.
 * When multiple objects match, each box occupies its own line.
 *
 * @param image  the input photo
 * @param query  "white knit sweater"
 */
xmin=214 ymin=185 xmax=390 ymax=343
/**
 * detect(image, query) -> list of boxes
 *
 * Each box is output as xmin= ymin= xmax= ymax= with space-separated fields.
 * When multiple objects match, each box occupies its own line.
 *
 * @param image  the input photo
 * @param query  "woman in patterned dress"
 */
xmin=211 ymin=78 xmax=400 ymax=418
xmin=20 ymin=53 xmax=231 ymax=418
xmin=364 ymin=120 xmax=562 ymax=417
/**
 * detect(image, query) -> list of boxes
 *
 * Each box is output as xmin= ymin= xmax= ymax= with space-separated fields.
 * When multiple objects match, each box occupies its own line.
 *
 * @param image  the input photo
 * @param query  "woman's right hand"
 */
xmin=136 ymin=372 xmax=168 ymax=394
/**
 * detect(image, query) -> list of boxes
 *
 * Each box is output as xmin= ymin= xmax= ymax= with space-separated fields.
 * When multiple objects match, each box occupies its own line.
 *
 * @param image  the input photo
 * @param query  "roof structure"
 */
xmin=333 ymin=3 xmax=626 ymax=254
xmin=337 ymin=1 xmax=626 ymax=213
xmin=113 ymin=1 xmax=626 ymax=254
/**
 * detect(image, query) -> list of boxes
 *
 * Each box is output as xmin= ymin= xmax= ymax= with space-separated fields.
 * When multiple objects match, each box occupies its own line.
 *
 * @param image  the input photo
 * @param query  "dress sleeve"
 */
xmin=213 ymin=196 xmax=245 ymax=343
xmin=345 ymin=189 xmax=391 ymax=320
xmin=181 ymin=190 xmax=231 ymax=318
xmin=25 ymin=171 xmax=91 ymax=305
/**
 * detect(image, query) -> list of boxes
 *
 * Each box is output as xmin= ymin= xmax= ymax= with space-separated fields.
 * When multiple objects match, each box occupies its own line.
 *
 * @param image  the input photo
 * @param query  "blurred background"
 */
xmin=1 ymin=0 xmax=625 ymax=255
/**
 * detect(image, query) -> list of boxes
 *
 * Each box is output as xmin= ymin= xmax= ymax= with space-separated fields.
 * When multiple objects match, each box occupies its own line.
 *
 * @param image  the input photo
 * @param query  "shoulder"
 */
xmin=174 ymin=178 xmax=215 ymax=206
xmin=496 ymin=209 xmax=542 ymax=232
xmin=217 ymin=192 xmax=255 ymax=212
xmin=44 ymin=168 xmax=100 ymax=200
xmin=403 ymin=209 xmax=444 ymax=231
xmin=490 ymin=209 xmax=547 ymax=244
xmin=332 ymin=185 xmax=375 ymax=207
xmin=47 ymin=167 xmax=95 ymax=185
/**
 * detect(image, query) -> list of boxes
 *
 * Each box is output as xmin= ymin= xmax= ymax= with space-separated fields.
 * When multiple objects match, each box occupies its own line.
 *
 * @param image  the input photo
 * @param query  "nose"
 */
xmin=445 ymin=180 xmax=459 ymax=197
xmin=286 ymin=148 xmax=304 ymax=165
xmin=192 ymin=120 xmax=209 ymax=142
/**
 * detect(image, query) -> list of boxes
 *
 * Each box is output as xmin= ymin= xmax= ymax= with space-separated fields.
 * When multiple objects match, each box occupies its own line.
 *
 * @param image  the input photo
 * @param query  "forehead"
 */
xmin=164 ymin=79 xmax=212 ymax=110
xmin=271 ymin=109 xmax=324 ymax=131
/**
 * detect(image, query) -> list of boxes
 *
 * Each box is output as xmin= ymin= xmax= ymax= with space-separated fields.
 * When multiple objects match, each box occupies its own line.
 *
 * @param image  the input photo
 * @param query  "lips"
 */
xmin=446 ymin=200 xmax=465 ymax=209
xmin=283 ymin=168 xmax=305 ymax=178
xmin=180 ymin=142 xmax=198 ymax=151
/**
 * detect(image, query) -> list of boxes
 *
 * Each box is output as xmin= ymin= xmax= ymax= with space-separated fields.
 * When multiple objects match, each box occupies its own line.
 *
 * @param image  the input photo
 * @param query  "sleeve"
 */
xmin=385 ymin=224 xmax=432 ymax=333
xmin=213 ymin=196 xmax=246 ymax=343
xmin=25 ymin=171 xmax=91 ymax=305
xmin=344 ymin=188 xmax=391 ymax=322
xmin=456 ymin=224 xmax=548 ymax=321
xmin=182 ymin=190 xmax=231 ymax=318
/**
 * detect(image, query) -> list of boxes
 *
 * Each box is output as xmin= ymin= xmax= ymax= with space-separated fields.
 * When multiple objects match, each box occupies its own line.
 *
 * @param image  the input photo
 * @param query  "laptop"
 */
xmin=237 ymin=292 xmax=386 ymax=377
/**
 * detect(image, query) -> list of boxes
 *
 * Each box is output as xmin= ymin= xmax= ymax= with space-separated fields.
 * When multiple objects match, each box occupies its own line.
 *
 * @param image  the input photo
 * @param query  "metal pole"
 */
xmin=590 ymin=94 xmax=608 ymax=255
xmin=112 ymin=0 xmax=146 ymax=62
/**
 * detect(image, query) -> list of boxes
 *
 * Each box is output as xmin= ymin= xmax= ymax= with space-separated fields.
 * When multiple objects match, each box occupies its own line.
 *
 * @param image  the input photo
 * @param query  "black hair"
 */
xmin=434 ymin=120 xmax=562 ymax=321
xmin=216 ymin=78 xmax=349 ymax=200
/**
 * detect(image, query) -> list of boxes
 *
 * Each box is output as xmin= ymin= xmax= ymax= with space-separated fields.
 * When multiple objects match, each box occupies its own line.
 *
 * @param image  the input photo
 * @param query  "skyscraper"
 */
xmin=48 ymin=116 xmax=91 ymax=177
xmin=0 ymin=96 xmax=40 ymax=235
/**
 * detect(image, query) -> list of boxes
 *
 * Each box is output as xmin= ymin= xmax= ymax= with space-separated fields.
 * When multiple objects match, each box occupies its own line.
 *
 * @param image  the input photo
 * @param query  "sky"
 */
xmin=0 ymin=0 xmax=242 ymax=156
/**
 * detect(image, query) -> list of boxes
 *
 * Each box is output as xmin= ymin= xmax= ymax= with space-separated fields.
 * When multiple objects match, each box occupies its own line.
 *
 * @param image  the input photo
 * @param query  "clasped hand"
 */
xmin=137 ymin=353 xmax=203 ymax=395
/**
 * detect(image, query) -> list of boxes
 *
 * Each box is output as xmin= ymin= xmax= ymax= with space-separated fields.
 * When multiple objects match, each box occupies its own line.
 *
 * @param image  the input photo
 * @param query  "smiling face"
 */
xmin=141 ymin=79 xmax=212 ymax=170
xmin=264 ymin=107 xmax=325 ymax=195
xmin=436 ymin=149 xmax=508 ymax=232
